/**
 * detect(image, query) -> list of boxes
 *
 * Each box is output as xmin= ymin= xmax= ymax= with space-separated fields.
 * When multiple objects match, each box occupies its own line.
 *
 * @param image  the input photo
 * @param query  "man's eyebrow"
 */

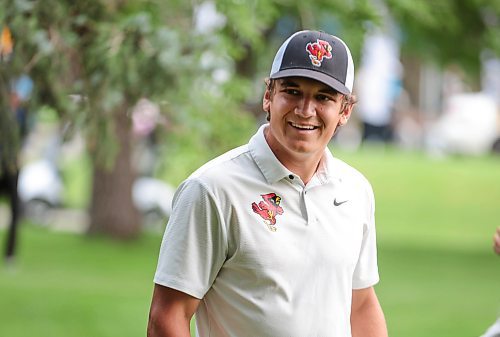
xmin=318 ymin=87 xmax=341 ymax=96
xmin=279 ymin=79 xmax=341 ymax=96
xmin=279 ymin=79 xmax=299 ymax=87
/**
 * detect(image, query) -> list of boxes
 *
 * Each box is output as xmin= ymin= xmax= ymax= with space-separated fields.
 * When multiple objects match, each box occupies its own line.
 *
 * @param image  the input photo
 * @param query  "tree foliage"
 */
xmin=3 ymin=0 xmax=498 ymax=164
xmin=385 ymin=0 xmax=500 ymax=74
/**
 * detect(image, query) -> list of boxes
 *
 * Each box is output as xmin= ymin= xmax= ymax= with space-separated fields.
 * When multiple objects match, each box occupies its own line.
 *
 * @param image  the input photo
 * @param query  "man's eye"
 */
xmin=284 ymin=89 xmax=300 ymax=95
xmin=316 ymin=94 xmax=331 ymax=101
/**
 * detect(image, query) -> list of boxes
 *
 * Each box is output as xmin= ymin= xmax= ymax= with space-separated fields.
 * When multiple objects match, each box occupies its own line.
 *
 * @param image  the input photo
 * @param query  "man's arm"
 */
xmin=147 ymin=284 xmax=200 ymax=337
xmin=351 ymin=287 xmax=388 ymax=337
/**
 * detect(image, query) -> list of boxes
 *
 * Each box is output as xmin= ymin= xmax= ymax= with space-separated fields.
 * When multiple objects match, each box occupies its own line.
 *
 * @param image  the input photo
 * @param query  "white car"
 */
xmin=132 ymin=176 xmax=175 ymax=230
xmin=18 ymin=159 xmax=63 ymax=221
xmin=18 ymin=159 xmax=175 ymax=229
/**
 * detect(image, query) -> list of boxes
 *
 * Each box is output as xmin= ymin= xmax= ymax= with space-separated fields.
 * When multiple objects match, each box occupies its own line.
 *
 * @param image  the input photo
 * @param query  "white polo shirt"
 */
xmin=154 ymin=124 xmax=379 ymax=337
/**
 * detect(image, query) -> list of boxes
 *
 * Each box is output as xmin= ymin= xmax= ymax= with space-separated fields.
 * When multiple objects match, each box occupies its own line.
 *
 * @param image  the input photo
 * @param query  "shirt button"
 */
xmin=289 ymin=174 xmax=294 ymax=179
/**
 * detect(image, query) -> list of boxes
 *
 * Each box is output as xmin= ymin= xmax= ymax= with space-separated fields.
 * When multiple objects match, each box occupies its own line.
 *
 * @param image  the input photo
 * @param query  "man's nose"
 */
xmin=295 ymin=96 xmax=316 ymax=117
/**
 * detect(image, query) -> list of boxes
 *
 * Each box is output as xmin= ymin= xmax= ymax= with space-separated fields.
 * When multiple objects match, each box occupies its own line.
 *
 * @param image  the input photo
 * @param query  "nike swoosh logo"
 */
xmin=333 ymin=198 xmax=348 ymax=206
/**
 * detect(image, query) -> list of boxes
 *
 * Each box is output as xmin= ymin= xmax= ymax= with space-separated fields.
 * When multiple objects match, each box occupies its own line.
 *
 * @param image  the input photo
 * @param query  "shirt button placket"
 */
xmin=302 ymin=189 xmax=316 ymax=225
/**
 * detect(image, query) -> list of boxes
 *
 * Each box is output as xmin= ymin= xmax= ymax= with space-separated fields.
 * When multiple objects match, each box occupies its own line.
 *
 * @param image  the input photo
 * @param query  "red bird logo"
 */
xmin=306 ymin=39 xmax=333 ymax=67
xmin=251 ymin=193 xmax=284 ymax=231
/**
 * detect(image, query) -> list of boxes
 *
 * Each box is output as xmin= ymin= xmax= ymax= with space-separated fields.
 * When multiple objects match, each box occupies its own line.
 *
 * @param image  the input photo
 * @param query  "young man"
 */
xmin=148 ymin=30 xmax=388 ymax=337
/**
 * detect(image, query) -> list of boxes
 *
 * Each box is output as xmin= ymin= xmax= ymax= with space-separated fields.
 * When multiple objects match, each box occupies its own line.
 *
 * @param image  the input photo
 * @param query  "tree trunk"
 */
xmin=87 ymin=108 xmax=141 ymax=239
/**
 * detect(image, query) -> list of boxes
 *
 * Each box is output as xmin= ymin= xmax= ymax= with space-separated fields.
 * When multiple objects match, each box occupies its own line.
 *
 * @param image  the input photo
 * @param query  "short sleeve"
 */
xmin=153 ymin=178 xmax=228 ymax=299
xmin=352 ymin=181 xmax=380 ymax=289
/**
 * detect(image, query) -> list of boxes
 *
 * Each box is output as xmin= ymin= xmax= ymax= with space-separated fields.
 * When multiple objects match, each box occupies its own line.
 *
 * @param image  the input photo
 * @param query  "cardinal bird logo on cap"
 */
xmin=306 ymin=39 xmax=332 ymax=67
xmin=251 ymin=193 xmax=284 ymax=232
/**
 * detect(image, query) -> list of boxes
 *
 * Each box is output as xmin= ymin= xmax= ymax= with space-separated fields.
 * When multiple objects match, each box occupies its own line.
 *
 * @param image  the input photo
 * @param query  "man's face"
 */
xmin=263 ymin=77 xmax=351 ymax=161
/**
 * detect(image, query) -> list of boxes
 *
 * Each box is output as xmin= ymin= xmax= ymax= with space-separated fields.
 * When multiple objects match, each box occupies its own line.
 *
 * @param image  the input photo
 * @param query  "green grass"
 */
xmin=1 ymin=147 xmax=500 ymax=336
xmin=337 ymin=147 xmax=500 ymax=249
xmin=336 ymin=147 xmax=500 ymax=336
xmin=0 ymin=226 xmax=160 ymax=337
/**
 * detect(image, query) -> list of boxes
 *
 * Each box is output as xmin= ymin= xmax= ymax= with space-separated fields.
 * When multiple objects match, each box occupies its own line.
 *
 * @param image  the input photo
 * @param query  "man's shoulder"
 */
xmin=188 ymin=144 xmax=252 ymax=181
xmin=330 ymin=156 xmax=372 ymax=188
xmin=328 ymin=156 xmax=375 ymax=207
xmin=174 ymin=144 xmax=257 ymax=202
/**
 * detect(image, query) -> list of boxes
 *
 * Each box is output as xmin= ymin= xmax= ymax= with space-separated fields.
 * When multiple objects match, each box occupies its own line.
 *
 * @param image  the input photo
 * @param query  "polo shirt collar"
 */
xmin=315 ymin=148 xmax=338 ymax=184
xmin=249 ymin=124 xmax=337 ymax=185
xmin=249 ymin=124 xmax=291 ymax=184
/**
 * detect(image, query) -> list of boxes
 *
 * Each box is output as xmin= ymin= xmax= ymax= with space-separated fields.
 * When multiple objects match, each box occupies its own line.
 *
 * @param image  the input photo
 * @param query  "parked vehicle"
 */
xmin=132 ymin=176 xmax=175 ymax=230
xmin=18 ymin=159 xmax=175 ymax=230
xmin=18 ymin=159 xmax=63 ymax=223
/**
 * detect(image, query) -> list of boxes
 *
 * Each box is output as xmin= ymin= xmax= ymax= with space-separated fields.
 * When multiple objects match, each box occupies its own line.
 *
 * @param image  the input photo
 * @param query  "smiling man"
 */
xmin=148 ymin=30 xmax=388 ymax=337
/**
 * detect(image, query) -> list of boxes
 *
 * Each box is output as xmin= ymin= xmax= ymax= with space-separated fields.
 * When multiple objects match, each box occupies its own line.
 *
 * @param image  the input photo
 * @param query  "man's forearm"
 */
xmin=351 ymin=288 xmax=388 ymax=337
xmin=147 ymin=314 xmax=191 ymax=337
xmin=351 ymin=303 xmax=388 ymax=337
xmin=147 ymin=285 xmax=199 ymax=337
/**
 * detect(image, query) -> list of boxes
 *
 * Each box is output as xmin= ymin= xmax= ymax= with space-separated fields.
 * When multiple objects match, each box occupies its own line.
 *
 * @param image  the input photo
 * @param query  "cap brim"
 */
xmin=270 ymin=68 xmax=350 ymax=95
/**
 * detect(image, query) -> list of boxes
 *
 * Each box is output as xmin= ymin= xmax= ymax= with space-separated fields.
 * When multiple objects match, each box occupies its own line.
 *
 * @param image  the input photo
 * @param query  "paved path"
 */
xmin=0 ymin=205 xmax=88 ymax=233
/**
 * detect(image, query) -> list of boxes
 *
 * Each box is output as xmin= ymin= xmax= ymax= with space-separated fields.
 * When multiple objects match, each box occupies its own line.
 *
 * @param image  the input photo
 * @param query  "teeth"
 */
xmin=291 ymin=123 xmax=315 ymax=130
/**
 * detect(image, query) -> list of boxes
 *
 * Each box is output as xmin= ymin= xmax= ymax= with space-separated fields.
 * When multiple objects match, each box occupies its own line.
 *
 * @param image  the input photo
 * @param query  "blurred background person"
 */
xmin=355 ymin=24 xmax=403 ymax=145
xmin=1 ymin=74 xmax=33 ymax=261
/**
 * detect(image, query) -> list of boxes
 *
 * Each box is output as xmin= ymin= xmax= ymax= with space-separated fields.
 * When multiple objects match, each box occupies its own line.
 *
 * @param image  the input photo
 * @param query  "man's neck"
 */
xmin=268 ymin=144 xmax=324 ymax=185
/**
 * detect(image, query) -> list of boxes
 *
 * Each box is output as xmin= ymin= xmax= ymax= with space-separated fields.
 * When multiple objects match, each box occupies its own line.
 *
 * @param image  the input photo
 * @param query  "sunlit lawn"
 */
xmin=0 ymin=226 xmax=158 ymax=337
xmin=340 ymin=147 xmax=500 ymax=337
xmin=1 ymin=147 xmax=499 ymax=337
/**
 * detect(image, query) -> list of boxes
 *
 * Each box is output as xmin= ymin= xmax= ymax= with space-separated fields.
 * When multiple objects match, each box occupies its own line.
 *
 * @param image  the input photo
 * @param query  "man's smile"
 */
xmin=289 ymin=122 xmax=319 ymax=131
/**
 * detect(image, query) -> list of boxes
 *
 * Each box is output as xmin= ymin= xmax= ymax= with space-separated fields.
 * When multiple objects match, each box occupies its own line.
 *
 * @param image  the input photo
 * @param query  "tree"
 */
xmin=385 ymin=0 xmax=500 ymax=79
xmin=2 ymin=0 xmax=200 ymax=239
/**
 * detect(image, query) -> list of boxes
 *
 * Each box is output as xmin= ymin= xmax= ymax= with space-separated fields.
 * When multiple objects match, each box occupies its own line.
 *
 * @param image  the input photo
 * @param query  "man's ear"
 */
xmin=262 ymin=89 xmax=271 ymax=113
xmin=339 ymin=103 xmax=354 ymax=126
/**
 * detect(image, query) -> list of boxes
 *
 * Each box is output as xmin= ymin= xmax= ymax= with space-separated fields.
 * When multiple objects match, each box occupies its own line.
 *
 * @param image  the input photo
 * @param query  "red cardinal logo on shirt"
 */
xmin=251 ymin=193 xmax=284 ymax=231
xmin=306 ymin=39 xmax=333 ymax=67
